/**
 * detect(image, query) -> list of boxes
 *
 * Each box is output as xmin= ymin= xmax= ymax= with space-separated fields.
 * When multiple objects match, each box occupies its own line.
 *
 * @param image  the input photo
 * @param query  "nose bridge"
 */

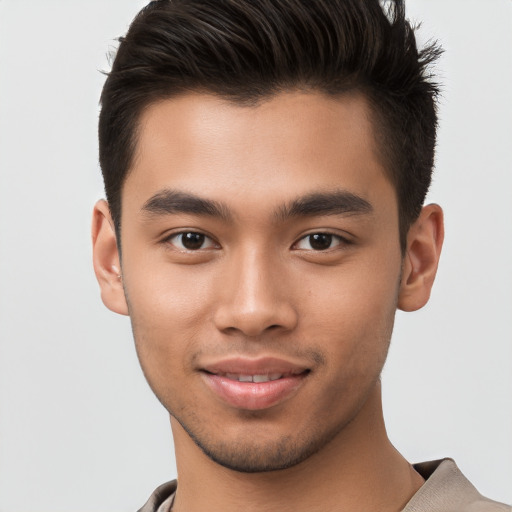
xmin=214 ymin=243 xmax=297 ymax=336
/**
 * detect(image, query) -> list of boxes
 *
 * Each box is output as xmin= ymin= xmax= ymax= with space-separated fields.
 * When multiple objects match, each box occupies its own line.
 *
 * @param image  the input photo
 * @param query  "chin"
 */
xmin=174 ymin=412 xmax=344 ymax=473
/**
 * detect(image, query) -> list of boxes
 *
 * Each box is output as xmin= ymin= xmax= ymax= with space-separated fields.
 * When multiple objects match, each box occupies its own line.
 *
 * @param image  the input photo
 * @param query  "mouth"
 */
xmin=200 ymin=357 xmax=310 ymax=411
xmin=209 ymin=369 xmax=305 ymax=383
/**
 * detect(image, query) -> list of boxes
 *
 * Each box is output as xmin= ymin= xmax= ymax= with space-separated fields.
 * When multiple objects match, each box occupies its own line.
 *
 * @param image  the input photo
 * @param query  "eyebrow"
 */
xmin=141 ymin=189 xmax=232 ymax=221
xmin=141 ymin=188 xmax=373 ymax=222
xmin=275 ymin=191 xmax=373 ymax=221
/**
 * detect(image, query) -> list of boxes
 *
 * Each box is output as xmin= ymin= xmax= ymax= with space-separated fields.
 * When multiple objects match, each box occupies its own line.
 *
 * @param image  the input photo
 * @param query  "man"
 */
xmin=91 ymin=0 xmax=510 ymax=510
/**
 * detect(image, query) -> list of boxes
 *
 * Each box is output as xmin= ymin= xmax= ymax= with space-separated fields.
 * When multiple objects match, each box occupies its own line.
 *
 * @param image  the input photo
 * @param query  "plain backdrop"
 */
xmin=0 ymin=1 xmax=511 ymax=511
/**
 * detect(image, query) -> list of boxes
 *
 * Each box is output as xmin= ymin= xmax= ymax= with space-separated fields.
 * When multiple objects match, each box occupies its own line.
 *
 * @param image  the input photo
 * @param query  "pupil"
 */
xmin=310 ymin=233 xmax=332 ymax=250
xmin=182 ymin=232 xmax=205 ymax=250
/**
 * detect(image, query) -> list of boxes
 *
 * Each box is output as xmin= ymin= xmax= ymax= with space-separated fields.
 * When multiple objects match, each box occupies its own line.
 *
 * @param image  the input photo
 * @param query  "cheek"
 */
xmin=122 ymin=264 xmax=217 ymax=388
xmin=302 ymin=284 xmax=396 ymax=419
xmin=301 ymin=257 xmax=400 ymax=370
xmin=124 ymin=260 xmax=215 ymax=330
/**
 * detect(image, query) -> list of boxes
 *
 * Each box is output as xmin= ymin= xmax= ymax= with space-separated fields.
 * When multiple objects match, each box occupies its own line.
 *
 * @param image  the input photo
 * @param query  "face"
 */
xmin=117 ymin=92 xmax=404 ymax=471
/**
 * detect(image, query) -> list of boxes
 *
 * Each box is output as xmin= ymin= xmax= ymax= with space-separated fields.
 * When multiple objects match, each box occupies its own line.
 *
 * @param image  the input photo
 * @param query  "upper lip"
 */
xmin=200 ymin=356 xmax=310 ymax=377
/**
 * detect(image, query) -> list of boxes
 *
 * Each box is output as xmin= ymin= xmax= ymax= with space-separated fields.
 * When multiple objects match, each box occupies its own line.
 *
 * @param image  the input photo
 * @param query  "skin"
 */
xmin=92 ymin=91 xmax=444 ymax=512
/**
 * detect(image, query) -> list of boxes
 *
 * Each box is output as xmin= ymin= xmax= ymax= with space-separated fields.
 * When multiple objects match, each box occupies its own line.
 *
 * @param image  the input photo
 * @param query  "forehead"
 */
xmin=124 ymin=91 xmax=395 ymax=218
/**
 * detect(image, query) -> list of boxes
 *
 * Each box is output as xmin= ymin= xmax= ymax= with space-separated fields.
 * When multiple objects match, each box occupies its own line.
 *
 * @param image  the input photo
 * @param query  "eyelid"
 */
xmin=292 ymin=231 xmax=352 ymax=251
xmin=162 ymin=230 xmax=220 ymax=251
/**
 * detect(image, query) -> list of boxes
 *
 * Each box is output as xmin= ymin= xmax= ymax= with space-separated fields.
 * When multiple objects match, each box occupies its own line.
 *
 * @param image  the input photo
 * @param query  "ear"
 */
xmin=91 ymin=200 xmax=129 ymax=316
xmin=398 ymin=204 xmax=444 ymax=312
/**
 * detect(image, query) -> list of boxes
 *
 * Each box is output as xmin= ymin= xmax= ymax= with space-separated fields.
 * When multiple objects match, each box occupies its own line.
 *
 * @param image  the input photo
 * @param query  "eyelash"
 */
xmin=163 ymin=231 xmax=219 ymax=251
xmin=162 ymin=230 xmax=351 ymax=252
xmin=293 ymin=232 xmax=350 ymax=251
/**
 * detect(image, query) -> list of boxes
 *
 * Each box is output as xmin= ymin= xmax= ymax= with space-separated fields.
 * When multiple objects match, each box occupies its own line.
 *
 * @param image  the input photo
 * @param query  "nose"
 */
xmin=213 ymin=248 xmax=298 ymax=337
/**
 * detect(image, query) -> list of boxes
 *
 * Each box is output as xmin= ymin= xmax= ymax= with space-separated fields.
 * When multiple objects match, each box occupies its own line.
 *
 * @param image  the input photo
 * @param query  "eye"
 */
xmin=294 ymin=233 xmax=345 ymax=251
xmin=166 ymin=232 xmax=218 ymax=251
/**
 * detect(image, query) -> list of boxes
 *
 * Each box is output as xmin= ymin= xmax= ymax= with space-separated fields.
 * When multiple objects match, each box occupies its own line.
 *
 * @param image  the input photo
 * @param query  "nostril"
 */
xmin=213 ymin=301 xmax=298 ymax=337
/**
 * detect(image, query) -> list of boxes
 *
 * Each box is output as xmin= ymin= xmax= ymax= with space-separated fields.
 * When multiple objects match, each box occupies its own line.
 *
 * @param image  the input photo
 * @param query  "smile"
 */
xmin=200 ymin=357 xmax=310 ymax=410
xmin=216 ymin=370 xmax=306 ymax=383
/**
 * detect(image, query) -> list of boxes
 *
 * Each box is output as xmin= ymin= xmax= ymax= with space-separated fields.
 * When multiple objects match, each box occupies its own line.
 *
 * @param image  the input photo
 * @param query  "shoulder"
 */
xmin=403 ymin=459 xmax=511 ymax=512
xmin=137 ymin=480 xmax=177 ymax=512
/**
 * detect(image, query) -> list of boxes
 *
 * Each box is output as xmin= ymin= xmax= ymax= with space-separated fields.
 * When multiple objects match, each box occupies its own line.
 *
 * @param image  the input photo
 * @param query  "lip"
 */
xmin=200 ymin=357 xmax=310 ymax=411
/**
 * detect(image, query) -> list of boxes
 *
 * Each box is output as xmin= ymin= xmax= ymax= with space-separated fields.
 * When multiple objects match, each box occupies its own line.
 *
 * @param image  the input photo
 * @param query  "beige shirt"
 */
xmin=138 ymin=459 xmax=511 ymax=512
xmin=403 ymin=459 xmax=511 ymax=511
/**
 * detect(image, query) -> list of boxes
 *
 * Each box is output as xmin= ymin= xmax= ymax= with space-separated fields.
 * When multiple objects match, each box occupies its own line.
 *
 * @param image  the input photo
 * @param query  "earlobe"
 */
xmin=398 ymin=204 xmax=444 ymax=312
xmin=91 ymin=200 xmax=129 ymax=316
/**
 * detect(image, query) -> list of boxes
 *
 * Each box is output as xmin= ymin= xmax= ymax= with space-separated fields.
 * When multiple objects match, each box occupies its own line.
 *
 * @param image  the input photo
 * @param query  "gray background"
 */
xmin=0 ymin=1 xmax=511 ymax=510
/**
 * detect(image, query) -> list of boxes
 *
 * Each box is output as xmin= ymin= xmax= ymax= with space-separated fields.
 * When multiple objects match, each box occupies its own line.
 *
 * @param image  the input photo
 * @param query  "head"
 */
xmin=99 ymin=0 xmax=441 ymax=251
xmin=93 ymin=0 xmax=444 ymax=473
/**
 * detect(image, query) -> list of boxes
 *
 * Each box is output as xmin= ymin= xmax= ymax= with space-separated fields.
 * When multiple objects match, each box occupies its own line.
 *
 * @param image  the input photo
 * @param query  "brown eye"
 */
xmin=308 ymin=234 xmax=333 ymax=250
xmin=167 ymin=232 xmax=217 ymax=251
xmin=295 ymin=233 xmax=344 ymax=251
xmin=181 ymin=232 xmax=205 ymax=250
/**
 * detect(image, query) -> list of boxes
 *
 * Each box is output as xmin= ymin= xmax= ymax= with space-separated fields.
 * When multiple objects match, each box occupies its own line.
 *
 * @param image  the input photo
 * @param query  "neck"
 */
xmin=170 ymin=383 xmax=423 ymax=512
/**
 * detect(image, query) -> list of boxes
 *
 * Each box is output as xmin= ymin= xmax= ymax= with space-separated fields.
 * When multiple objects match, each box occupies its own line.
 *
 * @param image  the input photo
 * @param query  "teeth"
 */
xmin=224 ymin=373 xmax=284 ymax=382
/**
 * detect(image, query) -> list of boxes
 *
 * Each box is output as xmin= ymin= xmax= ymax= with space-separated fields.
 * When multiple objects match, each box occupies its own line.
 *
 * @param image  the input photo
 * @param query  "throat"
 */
xmin=170 ymin=389 xmax=420 ymax=512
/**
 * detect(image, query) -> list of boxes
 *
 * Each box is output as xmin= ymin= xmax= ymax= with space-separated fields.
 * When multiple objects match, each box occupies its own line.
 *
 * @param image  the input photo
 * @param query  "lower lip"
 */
xmin=202 ymin=373 xmax=307 ymax=411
